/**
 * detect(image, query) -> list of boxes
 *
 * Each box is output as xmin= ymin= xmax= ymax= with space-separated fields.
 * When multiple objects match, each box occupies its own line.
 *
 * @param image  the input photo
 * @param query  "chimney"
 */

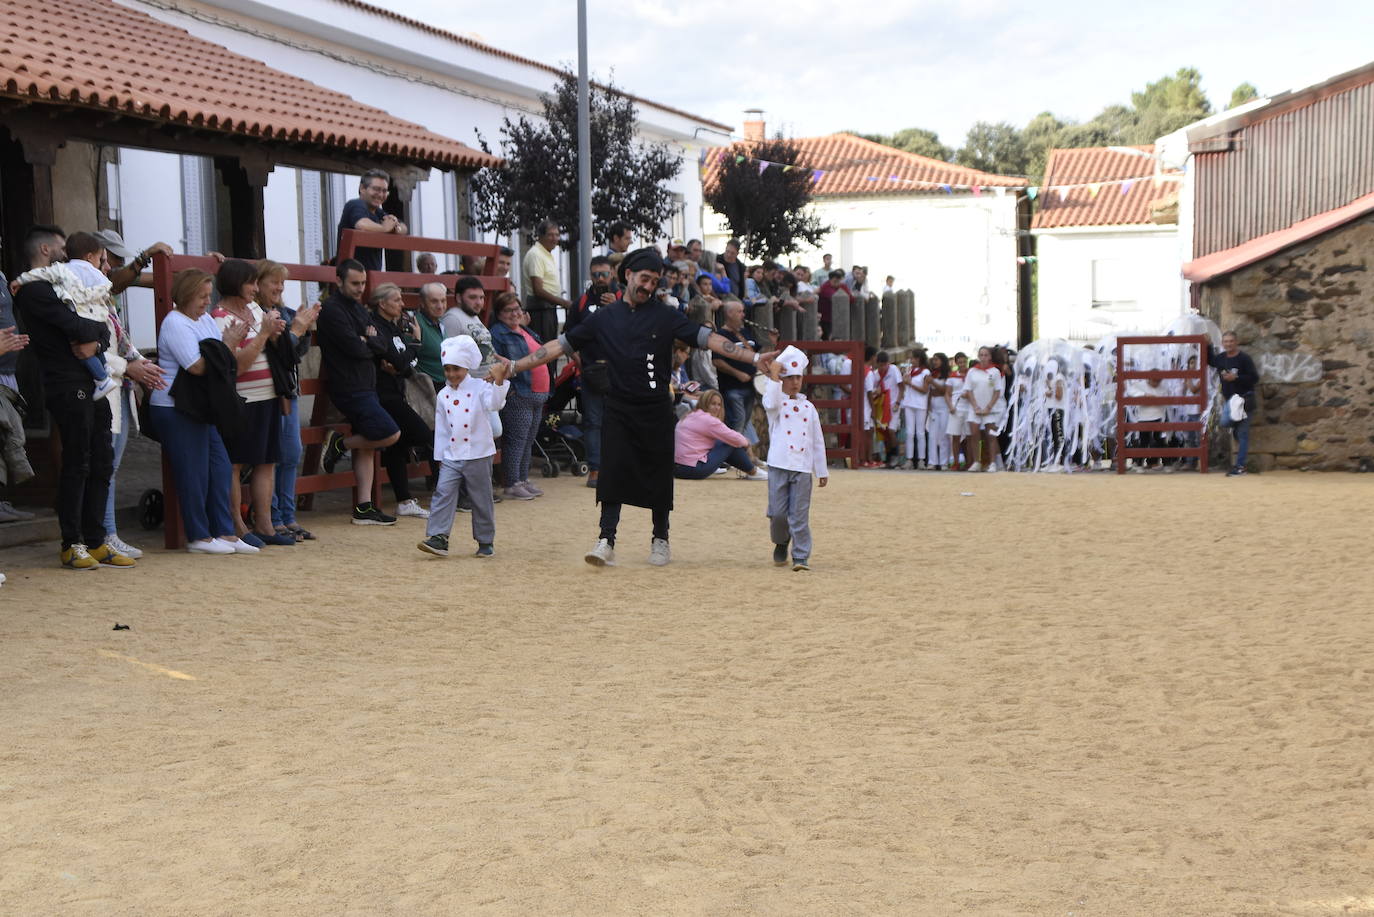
xmin=742 ymin=109 xmax=766 ymax=143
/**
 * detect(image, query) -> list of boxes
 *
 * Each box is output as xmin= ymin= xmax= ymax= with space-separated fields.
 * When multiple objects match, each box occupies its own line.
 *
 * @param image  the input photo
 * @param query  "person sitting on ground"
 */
xmin=763 ymin=345 xmax=828 ymax=571
xmin=255 ymin=261 xmax=319 ymax=542
xmin=368 ymin=282 xmax=437 ymax=519
xmin=151 ymin=268 xmax=257 ymax=555
xmin=418 ymin=335 xmax=510 ymax=558
xmin=673 ymin=389 xmax=765 ymax=480
xmin=317 ymin=259 xmax=402 ymax=525
xmin=212 ymin=259 xmax=292 ymax=546
xmin=490 ymin=292 xmax=550 ymax=500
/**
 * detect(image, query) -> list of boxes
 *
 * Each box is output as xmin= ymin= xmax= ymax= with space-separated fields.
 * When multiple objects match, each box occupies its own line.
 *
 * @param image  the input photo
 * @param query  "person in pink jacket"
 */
xmin=673 ymin=389 xmax=767 ymax=480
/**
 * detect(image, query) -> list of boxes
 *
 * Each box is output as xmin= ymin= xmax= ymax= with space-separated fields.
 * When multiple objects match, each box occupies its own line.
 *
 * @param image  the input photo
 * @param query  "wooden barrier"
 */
xmin=1114 ymin=334 xmax=1210 ymax=474
xmin=781 ymin=340 xmax=867 ymax=468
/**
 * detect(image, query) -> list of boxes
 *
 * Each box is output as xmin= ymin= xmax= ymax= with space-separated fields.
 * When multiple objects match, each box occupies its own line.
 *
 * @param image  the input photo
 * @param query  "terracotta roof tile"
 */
xmin=704 ymin=133 xmax=1026 ymax=197
xmin=1032 ymin=146 xmax=1179 ymax=229
xmin=0 ymin=0 xmax=498 ymax=169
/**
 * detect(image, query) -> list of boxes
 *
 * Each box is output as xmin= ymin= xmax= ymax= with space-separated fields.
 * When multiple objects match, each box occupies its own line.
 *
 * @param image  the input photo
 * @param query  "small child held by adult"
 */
xmin=763 ymin=345 xmax=828 ymax=571
xmin=418 ymin=335 xmax=510 ymax=558
xmin=17 ymin=235 xmax=118 ymax=399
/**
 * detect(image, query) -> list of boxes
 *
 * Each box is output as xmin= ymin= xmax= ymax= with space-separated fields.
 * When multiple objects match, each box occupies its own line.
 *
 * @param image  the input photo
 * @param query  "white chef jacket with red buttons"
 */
xmin=433 ymin=375 xmax=509 ymax=461
xmin=762 ymin=378 xmax=828 ymax=479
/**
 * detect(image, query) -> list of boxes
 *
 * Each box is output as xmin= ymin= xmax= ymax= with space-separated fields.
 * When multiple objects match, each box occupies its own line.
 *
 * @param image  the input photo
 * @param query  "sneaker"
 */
xmin=322 ymin=431 xmax=348 ymax=473
xmin=739 ymin=468 xmax=767 ymax=481
xmin=93 ymin=376 xmax=119 ymax=400
xmin=217 ymin=537 xmax=259 ymax=554
xmin=352 ymin=503 xmax=398 ymax=525
xmin=712 ymin=467 xmax=729 ymax=475
xmin=396 ymin=499 xmax=431 ymax=518
xmin=106 ymin=533 xmax=143 ymax=559
xmin=1130 ymin=464 xmax=1146 ymax=474
xmin=1163 ymin=464 xmax=1177 ymax=474
xmin=649 ymin=537 xmax=671 ymax=566
xmin=985 ymin=465 xmax=1000 ymax=474
xmin=503 ymin=483 xmax=535 ymax=501
xmin=773 ymin=542 xmax=789 ymax=566
xmin=90 ymin=542 xmax=137 ymax=568
xmin=792 ymin=558 xmax=811 ymax=572
xmin=1226 ymin=465 xmax=1247 ymax=477
xmin=584 ymin=538 xmax=616 ymax=567
xmin=586 ymin=471 xmax=599 ymax=489
xmin=0 ymin=501 xmax=35 ymax=522
xmin=968 ymin=462 xmax=983 ymax=473
xmin=60 ymin=543 xmax=99 ymax=571
xmin=520 ymin=481 xmax=544 ymax=497
xmin=187 ymin=537 xmax=234 ymax=555
xmin=475 ymin=543 xmax=494 ymax=558
xmin=418 ymin=534 xmax=449 ymax=557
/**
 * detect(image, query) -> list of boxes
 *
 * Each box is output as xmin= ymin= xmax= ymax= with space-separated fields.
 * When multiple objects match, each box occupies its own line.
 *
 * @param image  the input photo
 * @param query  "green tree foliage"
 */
xmin=704 ymin=136 xmax=832 ymax=261
xmin=1229 ymin=82 xmax=1261 ymax=108
xmin=1125 ymin=67 xmax=1212 ymax=142
xmin=468 ymin=70 xmax=681 ymax=248
xmin=954 ymin=121 xmax=1029 ymax=176
xmin=856 ymin=127 xmax=953 ymax=161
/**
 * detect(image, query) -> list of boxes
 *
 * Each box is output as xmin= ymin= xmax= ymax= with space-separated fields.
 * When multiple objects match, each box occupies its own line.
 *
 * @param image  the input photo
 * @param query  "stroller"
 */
xmin=533 ymin=361 xmax=590 ymax=478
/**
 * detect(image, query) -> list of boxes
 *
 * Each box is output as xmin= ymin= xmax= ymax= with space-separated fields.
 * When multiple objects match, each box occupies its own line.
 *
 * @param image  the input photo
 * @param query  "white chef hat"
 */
xmin=778 ymin=344 xmax=808 ymax=377
xmin=441 ymin=335 xmax=481 ymax=370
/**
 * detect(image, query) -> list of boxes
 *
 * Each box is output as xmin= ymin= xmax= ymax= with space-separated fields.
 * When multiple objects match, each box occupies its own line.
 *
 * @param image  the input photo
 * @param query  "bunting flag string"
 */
xmin=709 ymin=147 xmax=1182 ymax=197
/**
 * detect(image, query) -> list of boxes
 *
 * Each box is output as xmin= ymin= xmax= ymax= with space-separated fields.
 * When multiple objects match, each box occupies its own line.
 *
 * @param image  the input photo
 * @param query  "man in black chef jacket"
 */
xmin=505 ymin=248 xmax=779 ymax=567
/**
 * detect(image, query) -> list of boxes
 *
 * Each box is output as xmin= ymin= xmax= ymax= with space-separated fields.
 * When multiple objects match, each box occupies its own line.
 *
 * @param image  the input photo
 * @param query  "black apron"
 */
xmin=597 ymin=395 xmax=676 ymax=510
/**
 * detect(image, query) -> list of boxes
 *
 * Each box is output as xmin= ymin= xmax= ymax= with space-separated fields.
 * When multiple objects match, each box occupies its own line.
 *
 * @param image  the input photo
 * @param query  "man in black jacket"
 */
xmin=14 ymin=225 xmax=132 ymax=569
xmin=1213 ymin=330 xmax=1259 ymax=477
xmin=316 ymin=259 xmax=401 ymax=525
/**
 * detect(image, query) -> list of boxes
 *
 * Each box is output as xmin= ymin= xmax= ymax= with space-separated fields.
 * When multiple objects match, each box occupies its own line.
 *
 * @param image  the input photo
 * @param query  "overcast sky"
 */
xmin=392 ymin=0 xmax=1373 ymax=146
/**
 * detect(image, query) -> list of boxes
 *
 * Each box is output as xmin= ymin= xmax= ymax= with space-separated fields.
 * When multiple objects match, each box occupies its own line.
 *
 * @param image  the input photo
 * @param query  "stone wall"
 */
xmin=1201 ymin=214 xmax=1374 ymax=471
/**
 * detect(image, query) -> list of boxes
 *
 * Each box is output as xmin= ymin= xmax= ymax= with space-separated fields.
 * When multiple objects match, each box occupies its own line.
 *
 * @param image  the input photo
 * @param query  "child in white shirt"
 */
xmin=418 ymin=335 xmax=510 ymax=557
xmin=763 ymin=345 xmax=828 ymax=571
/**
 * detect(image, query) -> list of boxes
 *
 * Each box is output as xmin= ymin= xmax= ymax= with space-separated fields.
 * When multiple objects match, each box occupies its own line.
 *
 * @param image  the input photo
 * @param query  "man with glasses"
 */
xmin=566 ymin=255 xmax=618 ymax=487
xmin=337 ymin=169 xmax=408 ymax=272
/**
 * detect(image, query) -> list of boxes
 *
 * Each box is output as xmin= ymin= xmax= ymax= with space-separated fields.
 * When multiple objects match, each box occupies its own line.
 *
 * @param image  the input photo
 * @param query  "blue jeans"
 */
xmin=271 ymin=397 xmax=302 ymax=527
xmin=152 ymin=405 xmax=235 ymax=543
xmin=581 ymin=386 xmax=604 ymax=471
xmin=1222 ymin=400 xmax=1251 ymax=468
xmin=723 ymin=386 xmax=755 ymax=436
xmin=103 ymin=388 xmax=133 ymax=535
xmin=673 ymin=440 xmax=755 ymax=479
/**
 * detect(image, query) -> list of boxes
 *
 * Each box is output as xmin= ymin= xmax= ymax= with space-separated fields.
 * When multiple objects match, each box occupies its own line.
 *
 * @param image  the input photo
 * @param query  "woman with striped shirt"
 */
xmin=212 ymin=259 xmax=292 ymax=547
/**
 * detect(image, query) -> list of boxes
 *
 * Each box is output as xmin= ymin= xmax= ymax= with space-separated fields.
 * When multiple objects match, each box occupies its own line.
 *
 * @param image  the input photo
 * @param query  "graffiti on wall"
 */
xmin=1257 ymin=351 xmax=1324 ymax=383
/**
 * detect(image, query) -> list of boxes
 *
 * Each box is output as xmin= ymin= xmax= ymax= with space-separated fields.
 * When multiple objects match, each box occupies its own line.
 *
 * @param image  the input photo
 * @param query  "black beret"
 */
xmin=618 ymin=247 xmax=668 ymax=283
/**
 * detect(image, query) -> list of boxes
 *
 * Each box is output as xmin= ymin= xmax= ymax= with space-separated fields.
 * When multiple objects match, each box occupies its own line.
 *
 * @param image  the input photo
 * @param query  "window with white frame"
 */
xmin=1091 ymin=259 xmax=1137 ymax=311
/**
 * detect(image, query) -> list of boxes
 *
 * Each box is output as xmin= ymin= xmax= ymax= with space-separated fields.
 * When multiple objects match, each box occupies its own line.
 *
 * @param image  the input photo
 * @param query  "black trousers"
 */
xmin=599 ymin=502 xmax=669 ymax=545
xmin=48 ymin=388 xmax=114 ymax=548
xmin=524 ymin=305 xmax=558 ymax=343
xmin=380 ymin=395 xmax=438 ymax=503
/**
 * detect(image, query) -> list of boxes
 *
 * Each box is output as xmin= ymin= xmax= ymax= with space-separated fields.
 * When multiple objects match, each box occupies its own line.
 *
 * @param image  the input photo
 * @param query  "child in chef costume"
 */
xmin=762 ymin=345 xmax=828 ymax=572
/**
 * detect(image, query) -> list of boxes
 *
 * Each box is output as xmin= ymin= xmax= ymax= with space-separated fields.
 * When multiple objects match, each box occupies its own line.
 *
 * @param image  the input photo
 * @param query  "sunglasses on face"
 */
xmin=591 ymin=270 xmax=611 ymax=278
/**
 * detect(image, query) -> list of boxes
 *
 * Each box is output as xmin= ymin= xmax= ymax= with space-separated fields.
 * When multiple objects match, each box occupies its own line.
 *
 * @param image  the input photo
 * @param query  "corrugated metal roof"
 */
xmin=0 ymin=0 xmax=499 ymax=169
xmin=703 ymin=133 xmax=1027 ymax=198
xmin=1032 ymin=146 xmax=1179 ymax=229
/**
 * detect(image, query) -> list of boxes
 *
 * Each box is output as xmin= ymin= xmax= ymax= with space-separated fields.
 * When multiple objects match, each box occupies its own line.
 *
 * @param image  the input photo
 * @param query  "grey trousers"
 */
xmin=767 ymin=467 xmax=814 ymax=561
xmin=427 ymin=456 xmax=495 ymax=544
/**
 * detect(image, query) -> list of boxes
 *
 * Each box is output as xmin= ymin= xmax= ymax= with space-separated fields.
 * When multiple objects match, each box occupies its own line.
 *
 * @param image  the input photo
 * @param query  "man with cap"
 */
xmin=419 ymin=335 xmax=509 ymax=558
xmin=504 ymin=247 xmax=780 ymax=567
xmin=762 ymin=345 xmax=828 ymax=571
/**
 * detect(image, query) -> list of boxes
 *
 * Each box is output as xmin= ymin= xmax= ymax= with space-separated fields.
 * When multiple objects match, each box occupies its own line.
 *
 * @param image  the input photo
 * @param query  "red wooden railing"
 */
xmin=780 ymin=340 xmax=867 ymax=468
xmin=1114 ymin=334 xmax=1210 ymax=474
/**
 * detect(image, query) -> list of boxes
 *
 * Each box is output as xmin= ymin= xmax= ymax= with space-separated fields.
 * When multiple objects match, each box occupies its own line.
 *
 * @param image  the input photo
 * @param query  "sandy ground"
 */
xmin=3 ymin=468 xmax=1374 ymax=916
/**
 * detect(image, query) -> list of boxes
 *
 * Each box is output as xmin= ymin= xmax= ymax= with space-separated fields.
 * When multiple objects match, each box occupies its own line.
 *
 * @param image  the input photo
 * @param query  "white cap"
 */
xmin=778 ymin=345 xmax=808 ymax=377
xmin=441 ymin=335 xmax=481 ymax=370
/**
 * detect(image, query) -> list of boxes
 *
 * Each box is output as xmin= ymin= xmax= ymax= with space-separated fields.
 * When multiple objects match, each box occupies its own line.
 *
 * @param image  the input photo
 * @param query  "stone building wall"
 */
xmin=1200 ymin=213 xmax=1374 ymax=472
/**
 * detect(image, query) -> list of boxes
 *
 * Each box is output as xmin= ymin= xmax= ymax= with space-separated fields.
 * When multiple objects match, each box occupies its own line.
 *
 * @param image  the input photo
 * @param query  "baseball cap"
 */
xmin=92 ymin=229 xmax=134 ymax=260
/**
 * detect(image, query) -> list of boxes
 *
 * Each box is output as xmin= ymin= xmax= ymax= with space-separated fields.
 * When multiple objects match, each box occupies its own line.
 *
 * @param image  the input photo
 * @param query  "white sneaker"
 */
xmin=1042 ymin=464 xmax=1062 ymax=473
xmin=217 ymin=537 xmax=260 ymax=554
xmin=739 ymin=469 xmax=768 ymax=481
xmin=188 ymin=538 xmax=233 ymax=555
xmin=584 ymin=538 xmax=616 ymax=567
xmin=967 ymin=462 xmax=983 ymax=473
xmin=0 ymin=572 xmax=6 ymax=586
xmin=93 ymin=376 xmax=119 ymax=400
xmin=712 ymin=467 xmax=729 ymax=476
xmin=649 ymin=537 xmax=671 ymax=566
xmin=985 ymin=465 xmax=1000 ymax=474
xmin=0 ymin=500 xmax=35 ymax=522
xmin=396 ymin=499 xmax=430 ymax=518
xmin=106 ymin=533 xmax=144 ymax=559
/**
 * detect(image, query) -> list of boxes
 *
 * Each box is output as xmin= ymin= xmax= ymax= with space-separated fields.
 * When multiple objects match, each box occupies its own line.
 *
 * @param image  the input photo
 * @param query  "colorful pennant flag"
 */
xmin=1088 ymin=183 xmax=1101 ymax=198
xmin=1027 ymin=187 xmax=1039 ymax=200
xmin=758 ymin=161 xmax=768 ymax=175
xmin=1121 ymin=180 xmax=1134 ymax=195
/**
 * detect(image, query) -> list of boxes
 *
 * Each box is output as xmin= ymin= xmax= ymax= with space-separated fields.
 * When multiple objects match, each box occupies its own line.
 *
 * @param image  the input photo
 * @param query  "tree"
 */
xmin=954 ymin=121 xmax=1028 ymax=177
xmin=857 ymin=126 xmax=952 ymax=162
xmin=704 ymin=135 xmax=831 ymax=261
xmin=1123 ymin=67 xmax=1212 ymax=142
xmin=468 ymin=70 xmax=682 ymax=250
xmin=1229 ymin=82 xmax=1260 ymax=108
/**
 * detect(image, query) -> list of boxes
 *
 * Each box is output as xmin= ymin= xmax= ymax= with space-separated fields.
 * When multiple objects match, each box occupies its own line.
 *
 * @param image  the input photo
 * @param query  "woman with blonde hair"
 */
xmin=673 ymin=388 xmax=765 ymax=480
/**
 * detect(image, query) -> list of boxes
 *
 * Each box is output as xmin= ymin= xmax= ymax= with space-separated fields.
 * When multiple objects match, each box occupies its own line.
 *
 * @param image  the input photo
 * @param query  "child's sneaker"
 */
xmin=60 ymin=543 xmax=99 ymax=571
xmin=93 ymin=376 xmax=119 ymax=400
xmin=418 ymin=534 xmax=449 ymax=556
xmin=792 ymin=557 xmax=811 ymax=572
xmin=475 ymin=543 xmax=494 ymax=558
xmin=773 ymin=543 xmax=789 ymax=566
